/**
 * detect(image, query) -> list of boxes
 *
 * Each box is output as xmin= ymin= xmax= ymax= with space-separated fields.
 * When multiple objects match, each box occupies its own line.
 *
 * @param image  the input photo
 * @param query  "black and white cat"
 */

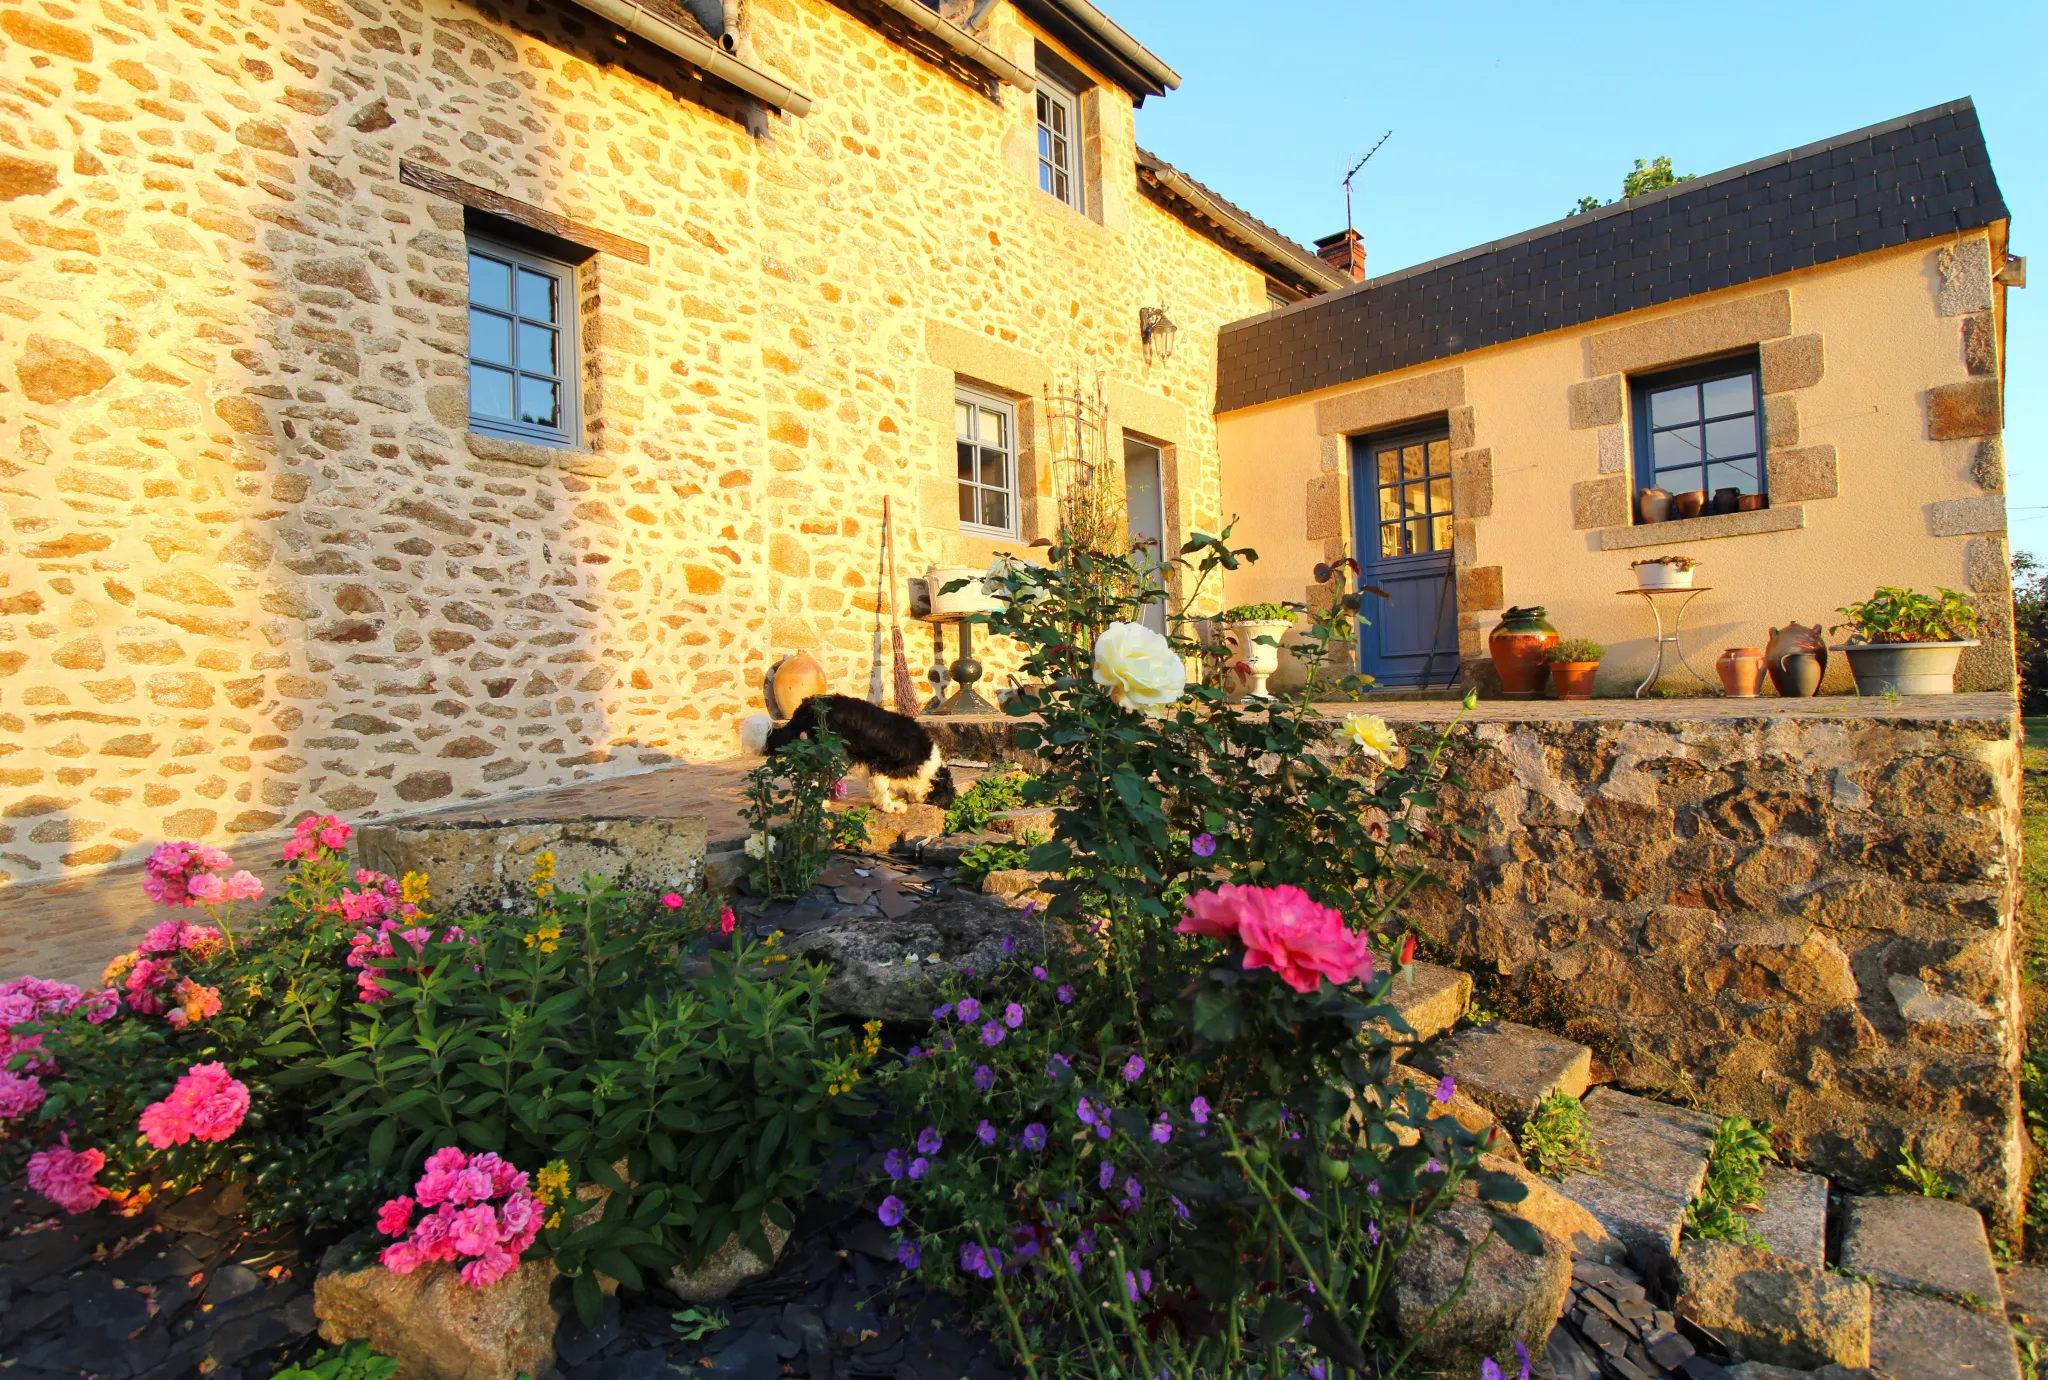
xmin=741 ymin=695 xmax=957 ymax=815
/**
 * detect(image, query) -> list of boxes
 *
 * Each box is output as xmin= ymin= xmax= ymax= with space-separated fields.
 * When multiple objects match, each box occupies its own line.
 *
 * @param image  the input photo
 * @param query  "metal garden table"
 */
xmin=1618 ymin=586 xmax=1718 ymax=697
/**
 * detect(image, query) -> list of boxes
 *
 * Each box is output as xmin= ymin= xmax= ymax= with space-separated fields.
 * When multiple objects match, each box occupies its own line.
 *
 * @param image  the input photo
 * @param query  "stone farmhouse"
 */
xmin=0 ymin=0 xmax=1348 ymax=886
xmin=1219 ymin=100 xmax=2018 ymax=698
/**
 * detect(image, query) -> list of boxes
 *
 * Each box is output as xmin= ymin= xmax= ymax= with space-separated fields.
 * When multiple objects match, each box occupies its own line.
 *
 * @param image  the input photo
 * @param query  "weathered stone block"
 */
xmin=1413 ymin=1020 xmax=1591 ymax=1128
xmin=1763 ymin=392 xmax=1800 ymax=449
xmin=1597 ymin=426 xmax=1626 ymax=474
xmin=1928 ymin=495 xmax=2006 ymax=537
xmin=1751 ymin=1164 xmax=1828 ymax=1269
xmin=1567 ymin=376 xmax=1623 ymax=430
xmin=1870 ymin=1287 xmax=2020 ymax=1380
xmin=1766 ymin=444 xmax=1837 ymax=502
xmin=1963 ymin=311 xmax=1998 ymax=375
xmin=1675 ymin=1239 xmax=1872 ymax=1370
xmin=666 ymin=1217 xmax=789 ymax=1303
xmin=1457 ymin=564 xmax=1504 ymax=613
xmin=1588 ymin=290 xmax=1791 ymax=375
xmin=1760 ymin=333 xmax=1826 ymax=393
xmin=356 ymin=816 xmax=708 ymax=912
xmin=1374 ymin=961 xmax=1471 ymax=1048
xmin=1557 ymin=1090 xmax=1716 ymax=1267
xmin=1385 ymin=1202 xmax=1570 ymax=1374
xmin=1839 ymin=1194 xmax=2000 ymax=1302
xmin=1305 ymin=473 xmax=1342 ymax=541
xmin=16 ymin=335 xmax=114 ymax=404
xmin=1315 ymin=367 xmax=1465 ymax=437
xmin=1937 ymin=238 xmax=1994 ymax=316
xmin=1927 ymin=378 xmax=2002 ymax=440
xmin=314 ymin=1250 xmax=558 ymax=1380
xmin=783 ymin=892 xmax=1058 ymax=1022
xmin=1571 ymin=477 xmax=1628 ymax=531
xmin=1451 ymin=447 xmax=1494 ymax=518
xmin=1974 ymin=437 xmax=2006 ymax=493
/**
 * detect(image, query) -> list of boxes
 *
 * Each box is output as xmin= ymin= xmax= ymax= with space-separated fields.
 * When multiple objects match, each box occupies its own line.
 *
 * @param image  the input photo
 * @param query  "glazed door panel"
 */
xmin=1351 ymin=429 xmax=1458 ymax=688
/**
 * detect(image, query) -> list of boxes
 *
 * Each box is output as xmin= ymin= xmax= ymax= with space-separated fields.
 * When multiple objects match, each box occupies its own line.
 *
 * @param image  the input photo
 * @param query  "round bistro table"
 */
xmin=1618 ymin=586 xmax=1718 ymax=698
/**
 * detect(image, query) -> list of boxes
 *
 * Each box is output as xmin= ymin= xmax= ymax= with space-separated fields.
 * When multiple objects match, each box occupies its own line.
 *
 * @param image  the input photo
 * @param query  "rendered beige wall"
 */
xmin=1218 ymin=233 xmax=2012 ymax=696
xmin=0 ymin=0 xmax=1270 ymax=886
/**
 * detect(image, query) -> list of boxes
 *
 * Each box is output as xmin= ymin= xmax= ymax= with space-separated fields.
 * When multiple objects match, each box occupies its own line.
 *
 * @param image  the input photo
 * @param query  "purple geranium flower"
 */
xmin=981 ymin=1022 xmax=1005 ymax=1047
xmin=917 ymin=1127 xmax=943 ymax=1155
xmin=1122 ymin=1054 xmax=1145 ymax=1083
xmin=1150 ymin=1119 xmax=1172 ymax=1144
xmin=897 ymin=1240 xmax=922 ymax=1270
xmin=1004 ymin=1002 xmax=1024 ymax=1029
xmin=1368 ymin=1220 xmax=1380 ymax=1245
xmin=956 ymin=998 xmax=981 ymax=1023
xmin=1056 ymin=984 xmax=1075 ymax=1005
xmin=909 ymin=1156 xmax=931 ymax=1180
xmin=1190 ymin=1096 xmax=1211 ymax=1125
xmin=878 ymin=1196 xmax=905 ymax=1227
xmin=1022 ymin=1123 xmax=1047 ymax=1150
xmin=1171 ymin=1195 xmax=1189 ymax=1221
xmin=1292 ymin=1186 xmax=1311 ymax=1203
xmin=1031 ymin=965 xmax=1047 ymax=981
xmin=1434 ymin=1074 xmax=1455 ymax=1105
xmin=1125 ymin=1177 xmax=1142 ymax=1201
xmin=960 ymin=1242 xmax=992 ymax=1279
xmin=973 ymin=1064 xmax=995 ymax=1091
xmin=1099 ymin=1161 xmax=1116 ymax=1191
xmin=884 ymin=1149 xmax=906 ymax=1179
xmin=931 ymin=1003 xmax=954 ymax=1021
xmin=1191 ymin=832 xmax=1216 ymax=858
xmin=976 ymin=1120 xmax=997 ymax=1147
xmin=1076 ymin=1097 xmax=1098 ymax=1125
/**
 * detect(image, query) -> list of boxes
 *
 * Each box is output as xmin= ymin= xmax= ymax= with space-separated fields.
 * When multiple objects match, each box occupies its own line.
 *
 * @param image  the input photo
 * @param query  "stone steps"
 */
xmin=1555 ymin=1089 xmax=1718 ymax=1272
xmin=1412 ymin=1019 xmax=1593 ymax=1130
xmin=1838 ymin=1195 xmax=2020 ymax=1380
xmin=1374 ymin=960 xmax=1472 ymax=1049
xmin=1749 ymin=1164 xmax=1828 ymax=1269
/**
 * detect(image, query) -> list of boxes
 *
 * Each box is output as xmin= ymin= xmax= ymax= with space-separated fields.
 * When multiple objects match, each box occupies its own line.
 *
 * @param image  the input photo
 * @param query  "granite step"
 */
xmin=1748 ymin=1164 xmax=1828 ymax=1269
xmin=1411 ymin=1019 xmax=1591 ymax=1130
xmin=1372 ymin=961 xmax=1471 ymax=1050
xmin=1838 ymin=1195 xmax=2018 ymax=1380
xmin=2002 ymin=1262 xmax=2048 ymax=1359
xmin=1556 ymin=1089 xmax=1717 ymax=1270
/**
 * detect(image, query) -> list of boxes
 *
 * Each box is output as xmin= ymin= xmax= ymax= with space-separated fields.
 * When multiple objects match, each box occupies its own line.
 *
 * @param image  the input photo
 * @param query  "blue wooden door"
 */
xmin=1351 ymin=429 xmax=1458 ymax=688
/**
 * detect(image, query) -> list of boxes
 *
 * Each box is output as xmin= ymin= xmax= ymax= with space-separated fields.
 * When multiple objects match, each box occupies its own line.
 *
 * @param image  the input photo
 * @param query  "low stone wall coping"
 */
xmin=1312 ymin=692 xmax=2017 ymax=727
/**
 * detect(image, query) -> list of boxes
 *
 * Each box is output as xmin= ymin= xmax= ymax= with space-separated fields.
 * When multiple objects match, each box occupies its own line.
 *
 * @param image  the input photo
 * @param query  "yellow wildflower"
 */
xmin=400 ymin=871 xmax=432 ymax=907
xmin=534 ymin=1159 xmax=571 ymax=1229
xmin=522 ymin=923 xmax=563 ymax=955
xmin=529 ymin=851 xmax=556 ymax=902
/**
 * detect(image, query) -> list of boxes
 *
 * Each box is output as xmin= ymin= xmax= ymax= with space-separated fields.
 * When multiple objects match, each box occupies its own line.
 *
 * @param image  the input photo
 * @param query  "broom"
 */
xmin=885 ymin=496 xmax=921 ymax=715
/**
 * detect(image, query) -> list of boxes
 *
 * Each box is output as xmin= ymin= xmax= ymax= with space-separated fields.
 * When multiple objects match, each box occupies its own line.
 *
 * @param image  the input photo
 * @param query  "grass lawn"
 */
xmin=2020 ymin=718 xmax=2047 ymax=1254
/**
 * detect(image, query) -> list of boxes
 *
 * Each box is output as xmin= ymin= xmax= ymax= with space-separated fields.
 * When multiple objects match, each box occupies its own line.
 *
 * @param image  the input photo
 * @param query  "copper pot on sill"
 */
xmin=1673 ymin=490 xmax=1707 ymax=520
xmin=1737 ymin=493 xmax=1769 ymax=512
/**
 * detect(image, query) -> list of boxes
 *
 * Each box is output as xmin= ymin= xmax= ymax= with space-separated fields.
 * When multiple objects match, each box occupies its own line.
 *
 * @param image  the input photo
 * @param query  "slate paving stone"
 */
xmin=1557 ymin=1090 xmax=1717 ymax=1268
xmin=1414 ymin=1019 xmax=1593 ymax=1128
xmin=1869 ymin=1286 xmax=2021 ymax=1380
xmin=1839 ymin=1194 xmax=2001 ymax=1303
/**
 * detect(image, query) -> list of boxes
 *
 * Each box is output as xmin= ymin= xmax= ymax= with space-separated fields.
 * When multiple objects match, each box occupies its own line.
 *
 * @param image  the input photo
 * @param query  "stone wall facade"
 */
xmin=0 ymin=0 xmax=1278 ymax=885
xmin=1399 ymin=703 xmax=2025 ymax=1234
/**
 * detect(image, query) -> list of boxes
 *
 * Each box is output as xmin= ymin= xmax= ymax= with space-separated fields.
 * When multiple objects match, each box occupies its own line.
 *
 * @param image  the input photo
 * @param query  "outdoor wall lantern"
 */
xmin=1139 ymin=305 xmax=1178 ymax=364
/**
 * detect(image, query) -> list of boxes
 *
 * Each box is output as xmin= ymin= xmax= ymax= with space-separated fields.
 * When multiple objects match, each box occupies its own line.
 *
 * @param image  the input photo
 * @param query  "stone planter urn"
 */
xmin=1226 ymin=619 xmax=1295 ymax=698
xmin=1837 ymin=640 xmax=1979 ymax=696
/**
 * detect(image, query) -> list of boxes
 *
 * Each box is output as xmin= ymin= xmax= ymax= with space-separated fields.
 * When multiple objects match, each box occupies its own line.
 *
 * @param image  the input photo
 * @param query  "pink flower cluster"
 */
xmin=1 ymin=976 xmax=88 ymax=1125
xmin=143 ymin=841 xmax=262 ymax=910
xmin=283 ymin=813 xmax=353 ymax=863
xmin=376 ymin=1148 xmax=543 ymax=1290
xmin=104 ymin=920 xmax=226 ymax=1021
xmin=338 ymin=870 xmax=450 ymax=1002
xmin=27 ymin=1140 xmax=107 ymax=1214
xmin=138 ymin=1061 xmax=250 ymax=1149
xmin=1176 ymin=884 xmax=1378 ymax=995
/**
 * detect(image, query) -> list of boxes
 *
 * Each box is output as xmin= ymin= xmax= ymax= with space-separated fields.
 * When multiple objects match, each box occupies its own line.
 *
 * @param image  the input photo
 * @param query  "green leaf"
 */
xmin=368 ymin=1118 xmax=396 ymax=1169
xmin=573 ymin=1270 xmax=602 ymax=1326
xmin=1191 ymin=987 xmax=1244 ymax=1042
xmin=1489 ymin=1211 xmax=1545 ymax=1256
xmin=1474 ymin=1168 xmax=1531 ymax=1205
xmin=1260 ymin=1296 xmax=1303 ymax=1345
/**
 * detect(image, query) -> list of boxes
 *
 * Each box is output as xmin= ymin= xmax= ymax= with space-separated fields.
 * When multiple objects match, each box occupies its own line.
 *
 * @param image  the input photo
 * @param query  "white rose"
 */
xmin=1339 ymin=713 xmax=1398 ymax=761
xmin=744 ymin=832 xmax=777 ymax=860
xmin=1092 ymin=621 xmax=1186 ymax=714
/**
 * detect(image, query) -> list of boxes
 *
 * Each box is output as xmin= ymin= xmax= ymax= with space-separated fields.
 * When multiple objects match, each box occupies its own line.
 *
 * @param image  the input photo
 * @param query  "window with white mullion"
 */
xmin=466 ymin=236 xmax=579 ymax=448
xmin=955 ymin=390 xmax=1017 ymax=537
xmin=1035 ymin=75 xmax=1082 ymax=213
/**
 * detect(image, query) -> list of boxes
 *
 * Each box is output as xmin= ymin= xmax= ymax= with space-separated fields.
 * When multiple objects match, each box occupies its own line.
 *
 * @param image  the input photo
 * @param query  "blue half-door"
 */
xmin=1351 ymin=429 xmax=1459 ymax=688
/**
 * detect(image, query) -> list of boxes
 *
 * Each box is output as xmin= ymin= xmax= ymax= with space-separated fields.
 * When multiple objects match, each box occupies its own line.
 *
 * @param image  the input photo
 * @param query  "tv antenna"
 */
xmin=1343 ymin=130 xmax=1394 ymax=235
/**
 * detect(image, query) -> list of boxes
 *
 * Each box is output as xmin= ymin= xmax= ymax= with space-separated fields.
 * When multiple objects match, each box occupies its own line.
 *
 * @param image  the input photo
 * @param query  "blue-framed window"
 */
xmin=1631 ymin=355 xmax=1765 ymax=518
xmin=467 ymin=236 xmax=580 ymax=448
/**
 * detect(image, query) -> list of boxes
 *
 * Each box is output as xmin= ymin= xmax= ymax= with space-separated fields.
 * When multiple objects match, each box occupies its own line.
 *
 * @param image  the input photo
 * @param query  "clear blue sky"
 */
xmin=1118 ymin=0 xmax=2043 ymax=554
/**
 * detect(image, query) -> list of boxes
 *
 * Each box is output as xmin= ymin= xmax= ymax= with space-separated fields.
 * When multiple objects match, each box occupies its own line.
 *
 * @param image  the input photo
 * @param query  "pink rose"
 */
xmin=185 ymin=873 xmax=225 ymax=904
xmin=497 ymin=1192 xmax=538 ymax=1240
xmin=411 ymin=1208 xmax=456 ymax=1261
xmin=459 ymin=1246 xmax=520 ymax=1290
xmin=26 ymin=1141 xmax=107 ymax=1215
xmin=138 ymin=1062 xmax=250 ymax=1148
xmin=0 ymin=1031 xmax=54 ymax=1077
xmin=425 ymin=1145 xmax=470 ymax=1174
xmin=1176 ymin=885 xmax=1376 ymax=994
xmin=82 ymin=990 xmax=121 ymax=1025
xmin=1176 ymin=886 xmax=1251 ymax=941
xmin=414 ymin=1168 xmax=459 ymax=1207
xmin=447 ymin=1204 xmax=500 ymax=1257
xmin=221 ymin=871 xmax=264 ymax=902
xmin=319 ymin=819 xmax=352 ymax=850
xmin=450 ymin=1166 xmax=494 ymax=1204
xmin=378 ymin=1240 xmax=424 ymax=1274
xmin=138 ymin=920 xmax=188 ymax=956
xmin=0 ymin=1068 xmax=46 ymax=1119
xmin=660 ymin=893 xmax=684 ymax=909
xmin=376 ymin=1195 xmax=416 ymax=1237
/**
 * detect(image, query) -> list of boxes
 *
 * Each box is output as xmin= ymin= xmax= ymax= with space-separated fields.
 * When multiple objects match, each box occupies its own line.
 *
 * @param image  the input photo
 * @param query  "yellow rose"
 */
xmin=1340 ymin=713 xmax=1398 ymax=761
xmin=1092 ymin=621 xmax=1186 ymax=714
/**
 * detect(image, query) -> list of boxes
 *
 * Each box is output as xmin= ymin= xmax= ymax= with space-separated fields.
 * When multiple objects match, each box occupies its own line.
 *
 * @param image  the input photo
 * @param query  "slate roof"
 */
xmin=1135 ymin=149 xmax=1352 ymax=296
xmin=1215 ymin=98 xmax=2010 ymax=414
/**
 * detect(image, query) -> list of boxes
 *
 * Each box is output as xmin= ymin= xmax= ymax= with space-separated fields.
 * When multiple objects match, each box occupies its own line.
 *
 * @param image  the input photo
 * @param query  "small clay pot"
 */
xmin=1738 ymin=493 xmax=1769 ymax=512
xmin=1716 ymin=646 xmax=1766 ymax=697
xmin=1637 ymin=487 xmax=1673 ymax=524
xmin=1549 ymin=661 xmax=1599 ymax=701
xmin=770 ymin=651 xmax=829 ymax=717
xmin=1674 ymin=490 xmax=1707 ymax=520
xmin=1710 ymin=487 xmax=1742 ymax=516
xmin=1768 ymin=651 xmax=1824 ymax=698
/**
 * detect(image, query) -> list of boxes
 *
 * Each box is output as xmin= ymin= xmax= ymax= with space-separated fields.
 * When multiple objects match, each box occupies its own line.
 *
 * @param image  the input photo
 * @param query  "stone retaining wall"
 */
xmin=1398 ymin=704 xmax=2025 ymax=1234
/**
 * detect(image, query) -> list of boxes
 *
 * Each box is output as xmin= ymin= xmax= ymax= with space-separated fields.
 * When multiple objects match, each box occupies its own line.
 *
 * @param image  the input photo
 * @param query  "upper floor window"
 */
xmin=1035 ymin=73 xmax=1083 ymax=213
xmin=1632 ymin=356 xmax=1764 ymax=519
xmin=956 ymin=388 xmax=1018 ymax=537
xmin=467 ymin=235 xmax=580 ymax=448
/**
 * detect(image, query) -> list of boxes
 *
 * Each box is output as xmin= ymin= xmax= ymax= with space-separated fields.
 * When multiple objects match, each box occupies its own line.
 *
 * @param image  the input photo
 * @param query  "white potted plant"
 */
xmin=1220 ymin=602 xmax=1298 ymax=698
xmin=1631 ymin=555 xmax=1700 ymax=591
xmin=926 ymin=563 xmax=1002 ymax=616
xmin=1831 ymin=586 xmax=1981 ymax=695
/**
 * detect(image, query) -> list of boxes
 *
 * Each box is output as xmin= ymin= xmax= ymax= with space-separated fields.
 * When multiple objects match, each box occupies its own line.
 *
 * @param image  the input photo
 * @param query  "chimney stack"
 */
xmin=1313 ymin=229 xmax=1366 ymax=283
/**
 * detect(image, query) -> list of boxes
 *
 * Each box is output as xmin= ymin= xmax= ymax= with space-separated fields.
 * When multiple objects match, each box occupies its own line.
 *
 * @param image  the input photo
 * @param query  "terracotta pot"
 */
xmin=770 ymin=651 xmax=829 ymax=718
xmin=1710 ymin=486 xmax=1742 ymax=516
xmin=1765 ymin=623 xmax=1827 ymax=697
xmin=1716 ymin=646 xmax=1766 ymax=698
xmin=1637 ymin=487 xmax=1673 ymax=524
xmin=1488 ymin=606 xmax=1558 ymax=699
xmin=1737 ymin=493 xmax=1769 ymax=513
xmin=1673 ymin=491 xmax=1707 ymax=520
xmin=1549 ymin=661 xmax=1599 ymax=701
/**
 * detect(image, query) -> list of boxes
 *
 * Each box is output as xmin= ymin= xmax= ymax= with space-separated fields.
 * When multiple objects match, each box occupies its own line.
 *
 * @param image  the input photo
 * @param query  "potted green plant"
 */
xmin=1546 ymin=637 xmax=1603 ymax=700
xmin=1831 ymin=586 xmax=1981 ymax=695
xmin=1631 ymin=555 xmax=1700 ymax=591
xmin=1219 ymin=602 xmax=1298 ymax=698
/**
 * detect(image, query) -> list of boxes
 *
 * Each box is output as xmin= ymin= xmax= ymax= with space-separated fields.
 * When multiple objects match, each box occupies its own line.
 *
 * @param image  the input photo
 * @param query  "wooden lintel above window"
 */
xmin=399 ymin=161 xmax=652 ymax=266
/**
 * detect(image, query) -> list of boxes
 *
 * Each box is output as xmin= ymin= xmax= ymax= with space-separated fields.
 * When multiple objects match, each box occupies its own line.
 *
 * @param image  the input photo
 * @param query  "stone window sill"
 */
xmin=1597 ymin=504 xmax=1804 ymax=551
xmin=464 ymin=430 xmax=614 ymax=478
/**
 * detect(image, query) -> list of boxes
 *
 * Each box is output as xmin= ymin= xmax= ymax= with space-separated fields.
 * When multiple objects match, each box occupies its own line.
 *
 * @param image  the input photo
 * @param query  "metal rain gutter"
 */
xmin=1047 ymin=0 xmax=1179 ymax=93
xmin=573 ymin=0 xmax=816 ymax=116
xmin=866 ymin=0 xmax=1035 ymax=91
xmin=1143 ymin=160 xmax=1351 ymax=293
